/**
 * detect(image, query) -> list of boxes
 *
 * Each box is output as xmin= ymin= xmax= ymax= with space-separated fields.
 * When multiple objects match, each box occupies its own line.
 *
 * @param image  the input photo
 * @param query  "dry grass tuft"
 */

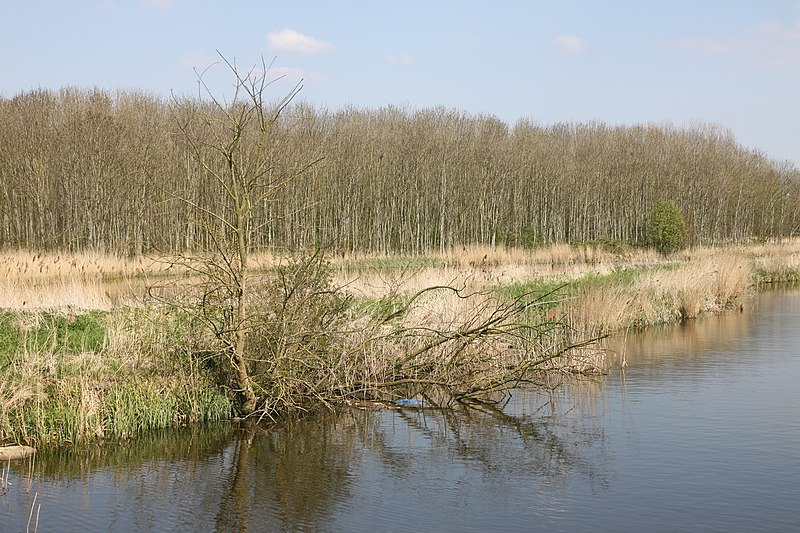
xmin=568 ymin=252 xmax=754 ymax=334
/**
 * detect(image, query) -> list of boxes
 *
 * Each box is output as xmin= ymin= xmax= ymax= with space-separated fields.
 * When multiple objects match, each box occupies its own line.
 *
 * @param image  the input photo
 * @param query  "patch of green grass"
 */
xmin=0 ymin=315 xmax=19 ymax=366
xmin=493 ymin=266 xmax=653 ymax=325
xmin=572 ymin=267 xmax=647 ymax=289
xmin=6 ymin=379 xmax=232 ymax=446
xmin=0 ymin=310 xmax=106 ymax=359
xmin=0 ymin=307 xmax=232 ymax=447
xmin=496 ymin=267 xmax=650 ymax=301
xmin=101 ymin=381 xmax=231 ymax=440
xmin=350 ymin=293 xmax=411 ymax=321
xmin=756 ymin=266 xmax=800 ymax=284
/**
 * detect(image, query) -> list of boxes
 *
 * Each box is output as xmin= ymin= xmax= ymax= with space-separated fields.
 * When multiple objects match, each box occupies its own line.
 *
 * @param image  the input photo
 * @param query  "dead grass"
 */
xmin=336 ymin=243 xmax=795 ymax=340
xmin=568 ymin=252 xmax=754 ymax=334
xmin=747 ymin=240 xmax=800 ymax=282
xmin=0 ymin=250 xmax=184 ymax=310
xmin=3 ymin=241 xmax=797 ymax=321
xmin=335 ymin=244 xmax=671 ymax=302
xmin=4 ymin=241 xmax=795 ymax=443
xmin=0 ymin=279 xmax=116 ymax=311
xmin=0 ymin=250 xmax=164 ymax=282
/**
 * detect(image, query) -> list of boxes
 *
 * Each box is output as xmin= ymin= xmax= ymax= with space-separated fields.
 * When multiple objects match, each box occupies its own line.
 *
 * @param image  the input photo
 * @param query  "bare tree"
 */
xmin=168 ymin=53 xmax=315 ymax=414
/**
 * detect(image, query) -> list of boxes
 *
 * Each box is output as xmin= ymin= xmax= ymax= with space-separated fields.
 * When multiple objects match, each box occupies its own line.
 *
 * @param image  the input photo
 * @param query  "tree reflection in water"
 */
xmin=3 ymin=385 xmax=610 ymax=532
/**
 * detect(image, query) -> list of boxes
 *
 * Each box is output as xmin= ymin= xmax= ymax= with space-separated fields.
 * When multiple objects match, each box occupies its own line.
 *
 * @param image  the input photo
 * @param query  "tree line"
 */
xmin=1 ymin=87 xmax=798 ymax=255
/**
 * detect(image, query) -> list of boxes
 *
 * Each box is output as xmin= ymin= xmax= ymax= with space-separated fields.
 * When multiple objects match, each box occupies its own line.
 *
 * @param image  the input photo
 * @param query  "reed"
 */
xmin=1 ymin=241 xmax=797 ymax=446
xmin=26 ymin=491 xmax=40 ymax=533
xmin=567 ymin=252 xmax=753 ymax=334
xmin=0 ymin=250 xmax=168 ymax=282
xmin=0 ymin=249 xmax=190 ymax=311
xmin=0 ymin=307 xmax=231 ymax=446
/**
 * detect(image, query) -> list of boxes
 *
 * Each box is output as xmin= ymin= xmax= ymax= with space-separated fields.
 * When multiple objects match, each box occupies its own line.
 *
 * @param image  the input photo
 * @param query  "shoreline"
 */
xmin=1 ymin=242 xmax=798 ymax=448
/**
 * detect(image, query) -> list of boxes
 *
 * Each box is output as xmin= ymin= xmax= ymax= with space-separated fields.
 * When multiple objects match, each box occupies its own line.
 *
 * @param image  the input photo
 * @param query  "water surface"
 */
xmin=2 ymin=289 xmax=799 ymax=532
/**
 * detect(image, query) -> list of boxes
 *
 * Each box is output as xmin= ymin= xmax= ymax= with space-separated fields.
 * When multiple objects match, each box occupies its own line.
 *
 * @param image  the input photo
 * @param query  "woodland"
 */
xmin=1 ymin=87 xmax=798 ymax=256
xmin=2 ymin=69 xmax=799 ymax=439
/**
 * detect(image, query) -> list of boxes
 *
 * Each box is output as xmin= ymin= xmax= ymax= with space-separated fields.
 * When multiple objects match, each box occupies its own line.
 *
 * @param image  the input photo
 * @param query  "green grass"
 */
xmin=349 ymin=293 xmax=411 ymax=322
xmin=0 ymin=310 xmax=106 ymax=359
xmin=756 ymin=266 xmax=800 ymax=284
xmin=103 ymin=382 xmax=232 ymax=440
xmin=9 ymin=380 xmax=232 ymax=446
xmin=0 ymin=307 xmax=233 ymax=447
xmin=492 ymin=266 xmax=660 ymax=326
xmin=496 ymin=266 xmax=649 ymax=303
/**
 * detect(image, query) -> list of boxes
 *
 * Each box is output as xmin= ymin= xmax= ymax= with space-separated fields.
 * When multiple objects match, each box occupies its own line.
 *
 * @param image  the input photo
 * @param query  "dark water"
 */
xmin=3 ymin=289 xmax=800 ymax=532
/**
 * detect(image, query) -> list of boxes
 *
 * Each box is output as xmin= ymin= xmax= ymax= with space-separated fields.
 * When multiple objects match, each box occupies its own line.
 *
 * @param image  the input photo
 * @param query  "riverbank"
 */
xmin=1 ymin=241 xmax=798 ymax=447
xmin=0 ymin=307 xmax=232 ymax=446
xmin=336 ymin=241 xmax=799 ymax=333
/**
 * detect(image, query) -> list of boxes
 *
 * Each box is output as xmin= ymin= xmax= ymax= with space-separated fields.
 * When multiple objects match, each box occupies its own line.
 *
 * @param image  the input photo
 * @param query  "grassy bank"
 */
xmin=337 ymin=241 xmax=799 ymax=335
xmin=1 ymin=241 xmax=798 ymax=447
xmin=0 ymin=308 xmax=232 ymax=446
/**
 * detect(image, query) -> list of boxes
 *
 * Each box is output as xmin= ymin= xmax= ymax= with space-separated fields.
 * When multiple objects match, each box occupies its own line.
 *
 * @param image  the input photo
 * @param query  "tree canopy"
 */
xmin=0 ymin=88 xmax=798 ymax=254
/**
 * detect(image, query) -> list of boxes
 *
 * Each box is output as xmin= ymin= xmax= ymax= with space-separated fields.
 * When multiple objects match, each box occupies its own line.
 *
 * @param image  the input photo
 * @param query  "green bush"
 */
xmin=646 ymin=199 xmax=687 ymax=255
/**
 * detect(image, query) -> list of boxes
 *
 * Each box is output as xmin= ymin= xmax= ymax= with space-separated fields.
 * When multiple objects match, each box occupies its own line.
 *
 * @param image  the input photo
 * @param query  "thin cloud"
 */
xmin=385 ymin=53 xmax=413 ymax=64
xmin=747 ymin=19 xmax=800 ymax=67
xmin=266 ymin=66 xmax=306 ymax=84
xmin=553 ymin=34 xmax=587 ymax=54
xmin=140 ymin=0 xmax=171 ymax=10
xmin=673 ymin=19 xmax=800 ymax=68
xmin=266 ymin=29 xmax=334 ymax=54
xmin=447 ymin=32 xmax=480 ymax=46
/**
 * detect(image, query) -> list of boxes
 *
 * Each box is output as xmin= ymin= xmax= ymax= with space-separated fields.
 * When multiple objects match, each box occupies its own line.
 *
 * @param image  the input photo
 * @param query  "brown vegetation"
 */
xmin=0 ymin=240 xmax=795 ymax=443
xmin=567 ymin=252 xmax=753 ymax=334
xmin=2 ymin=64 xmax=799 ymax=432
xmin=1 ymin=89 xmax=798 ymax=255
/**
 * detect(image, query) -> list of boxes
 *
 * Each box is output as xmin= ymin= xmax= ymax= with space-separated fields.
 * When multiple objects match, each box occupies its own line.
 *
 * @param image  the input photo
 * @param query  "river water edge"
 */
xmin=2 ymin=288 xmax=799 ymax=532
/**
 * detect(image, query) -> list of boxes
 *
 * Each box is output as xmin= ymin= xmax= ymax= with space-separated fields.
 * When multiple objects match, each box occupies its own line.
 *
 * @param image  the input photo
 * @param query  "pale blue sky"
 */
xmin=3 ymin=1 xmax=799 ymax=165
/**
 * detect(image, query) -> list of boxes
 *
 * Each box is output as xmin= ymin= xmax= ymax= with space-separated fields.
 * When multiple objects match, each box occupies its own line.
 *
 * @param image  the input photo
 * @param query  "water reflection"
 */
xmin=3 ymin=288 xmax=799 ymax=532
xmin=608 ymin=286 xmax=799 ymax=372
xmin=2 ymin=390 xmax=611 ymax=532
xmin=605 ymin=303 xmax=753 ymax=371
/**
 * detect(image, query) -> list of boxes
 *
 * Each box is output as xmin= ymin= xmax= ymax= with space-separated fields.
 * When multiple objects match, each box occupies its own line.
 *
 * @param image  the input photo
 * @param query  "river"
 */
xmin=2 ymin=289 xmax=799 ymax=532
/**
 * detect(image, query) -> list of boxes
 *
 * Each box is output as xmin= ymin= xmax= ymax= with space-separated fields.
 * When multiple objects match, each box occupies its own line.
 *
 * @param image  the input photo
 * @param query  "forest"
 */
xmin=1 ymin=86 xmax=798 ymax=256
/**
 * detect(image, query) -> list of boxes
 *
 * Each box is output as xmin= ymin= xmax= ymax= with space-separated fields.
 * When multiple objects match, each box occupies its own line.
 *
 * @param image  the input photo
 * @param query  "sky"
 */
xmin=3 ymin=1 xmax=799 ymax=166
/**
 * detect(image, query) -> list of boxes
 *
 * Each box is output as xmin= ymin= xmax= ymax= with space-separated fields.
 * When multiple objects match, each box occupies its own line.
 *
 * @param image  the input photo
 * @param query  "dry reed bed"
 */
xmin=1 ymin=242 xmax=798 ymax=445
xmin=0 ymin=246 xmax=586 ymax=310
xmin=341 ymin=242 xmax=799 ymax=332
xmin=2 ymin=241 xmax=797 ymax=312
xmin=0 ymin=251 xmax=165 ymax=282
xmin=568 ymin=253 xmax=754 ymax=334
xmin=0 ymin=250 xmax=293 ymax=310
xmin=336 ymin=244 xmax=667 ymax=301
xmin=0 ymin=251 xmax=171 ymax=311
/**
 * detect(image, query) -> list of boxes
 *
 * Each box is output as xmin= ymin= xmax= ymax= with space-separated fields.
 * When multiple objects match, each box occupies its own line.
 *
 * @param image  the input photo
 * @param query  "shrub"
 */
xmin=646 ymin=199 xmax=687 ymax=255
